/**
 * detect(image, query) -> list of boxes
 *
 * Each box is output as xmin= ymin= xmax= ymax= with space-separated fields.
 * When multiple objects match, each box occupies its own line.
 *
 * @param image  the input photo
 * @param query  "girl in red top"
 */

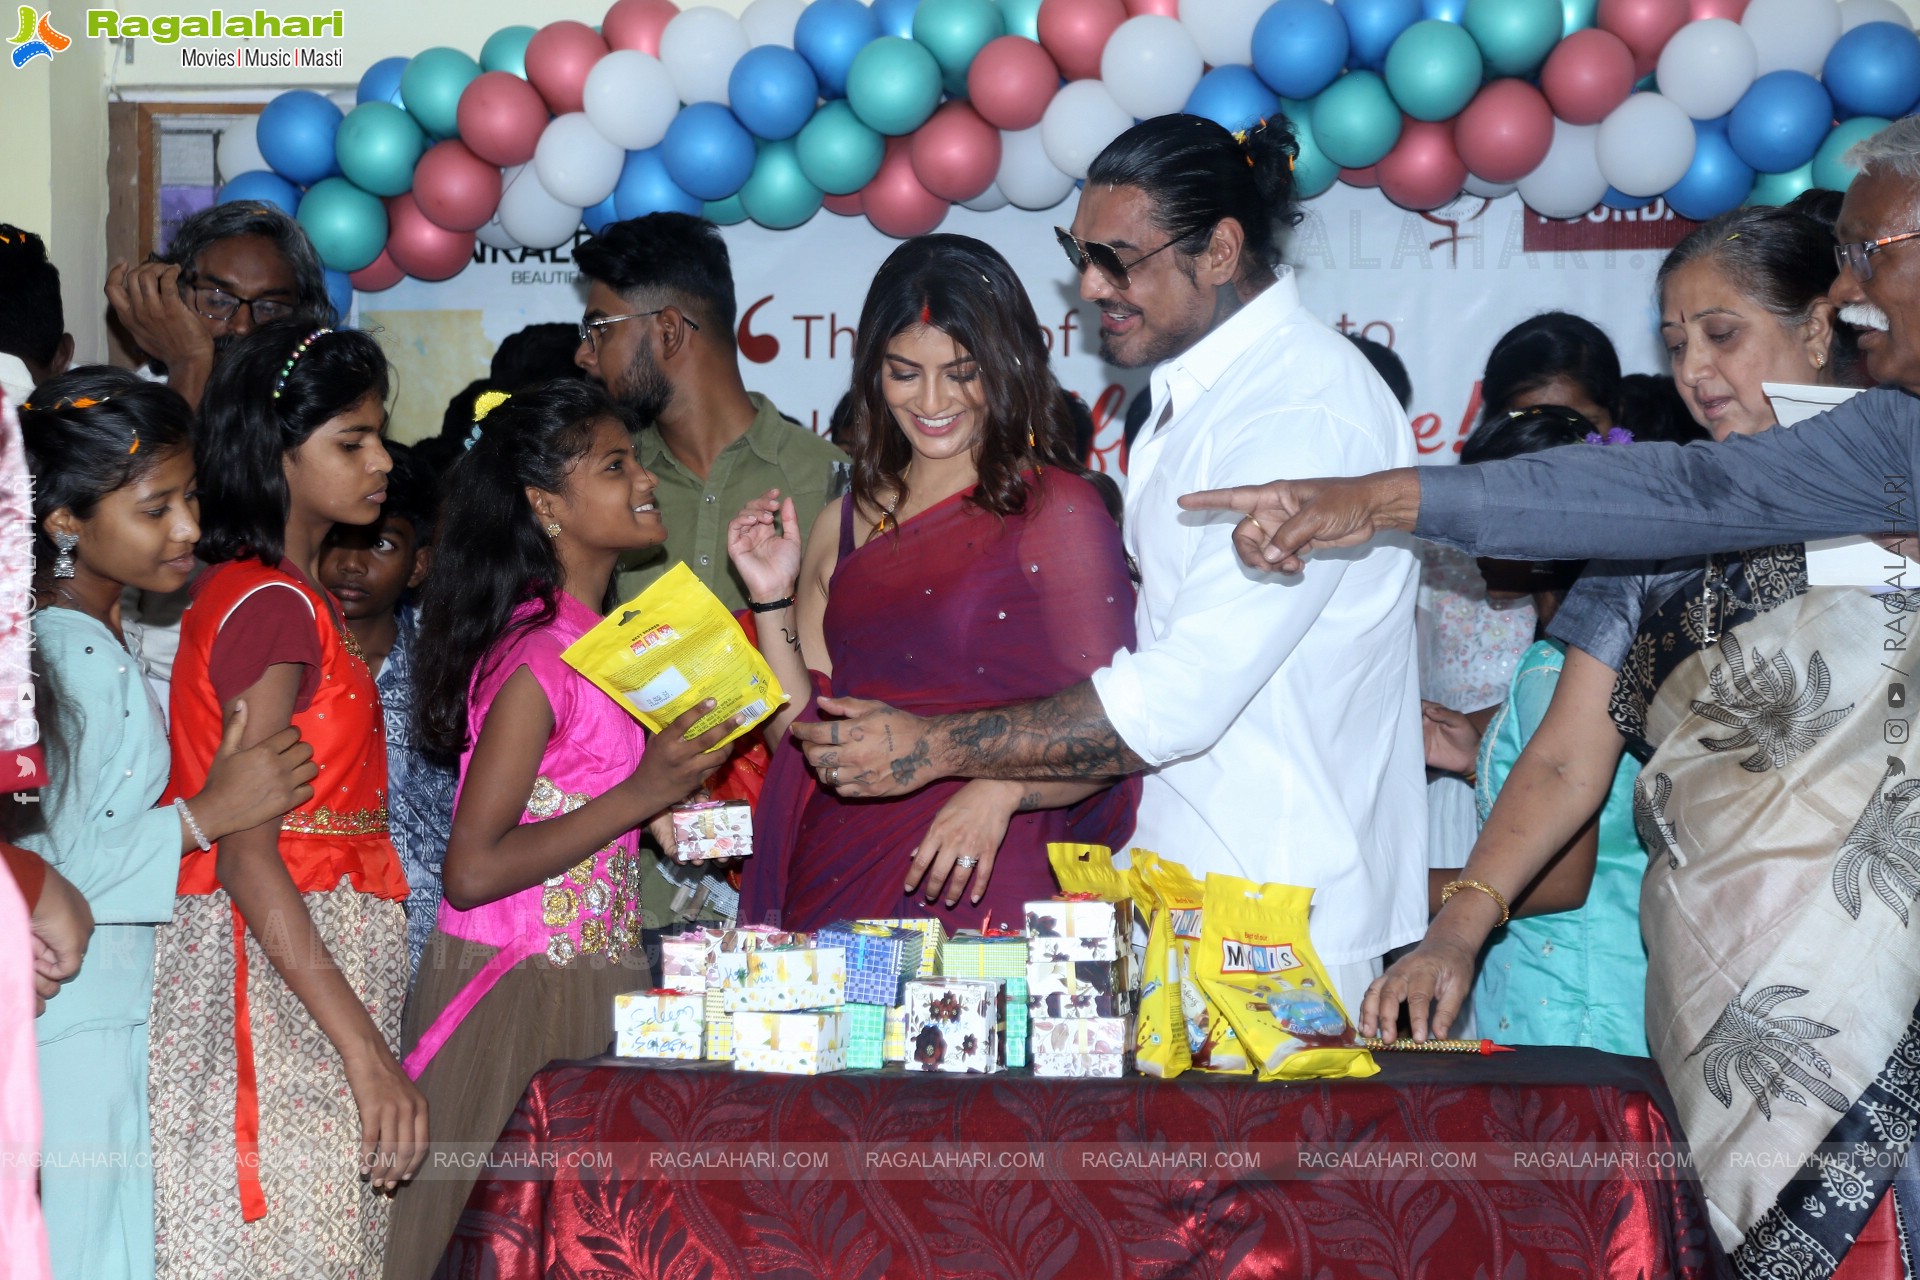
xmin=153 ymin=324 xmax=423 ymax=1279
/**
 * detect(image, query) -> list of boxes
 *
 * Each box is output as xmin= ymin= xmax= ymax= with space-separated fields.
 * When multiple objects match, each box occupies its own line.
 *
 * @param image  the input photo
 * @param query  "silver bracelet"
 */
xmin=174 ymin=797 xmax=211 ymax=851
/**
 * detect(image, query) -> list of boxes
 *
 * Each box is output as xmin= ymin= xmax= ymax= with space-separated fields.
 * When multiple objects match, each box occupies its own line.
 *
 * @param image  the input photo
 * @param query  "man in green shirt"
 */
xmin=574 ymin=214 xmax=847 ymax=610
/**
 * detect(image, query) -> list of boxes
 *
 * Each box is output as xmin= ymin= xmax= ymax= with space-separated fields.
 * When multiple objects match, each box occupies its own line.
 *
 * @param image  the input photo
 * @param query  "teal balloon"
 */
xmin=1311 ymin=71 xmax=1403 ymax=169
xmin=401 ymin=47 xmax=482 ymax=140
xmin=1561 ymin=0 xmax=1597 ymax=35
xmin=997 ymin=0 xmax=1042 ymax=41
xmin=1814 ymin=116 xmax=1890 ymax=192
xmin=1746 ymin=161 xmax=1815 ymax=206
xmin=1463 ymin=0 xmax=1561 ymax=77
xmin=1283 ymin=97 xmax=1341 ymax=197
xmin=740 ymin=140 xmax=825 ymax=229
xmin=1384 ymin=20 xmax=1484 ymax=121
xmin=913 ymin=0 xmax=1005 ymax=96
xmin=334 ymin=102 xmax=426 ymax=197
xmin=297 ymin=177 xmax=388 ymax=273
xmin=845 ymin=36 xmax=944 ymax=135
xmin=705 ymin=194 xmax=749 ymax=225
xmin=798 ymin=99 xmax=888 ymax=193
xmin=480 ymin=26 xmax=536 ymax=78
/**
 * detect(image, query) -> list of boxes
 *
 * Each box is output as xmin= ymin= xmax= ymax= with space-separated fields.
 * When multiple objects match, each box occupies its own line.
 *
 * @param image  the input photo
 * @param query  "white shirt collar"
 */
xmin=1148 ymin=267 xmax=1301 ymax=422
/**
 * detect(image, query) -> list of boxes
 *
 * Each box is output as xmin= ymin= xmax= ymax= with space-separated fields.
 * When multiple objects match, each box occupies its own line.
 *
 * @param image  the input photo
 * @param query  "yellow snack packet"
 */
xmin=1144 ymin=857 xmax=1249 ymax=1074
xmin=1195 ymin=873 xmax=1378 ymax=1082
xmin=1135 ymin=899 xmax=1191 ymax=1079
xmin=1046 ymin=843 xmax=1131 ymax=903
xmin=561 ymin=563 xmax=786 ymax=751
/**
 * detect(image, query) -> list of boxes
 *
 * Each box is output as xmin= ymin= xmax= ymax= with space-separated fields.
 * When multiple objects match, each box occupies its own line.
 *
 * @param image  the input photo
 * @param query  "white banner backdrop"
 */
xmin=362 ymin=184 xmax=1680 ymax=470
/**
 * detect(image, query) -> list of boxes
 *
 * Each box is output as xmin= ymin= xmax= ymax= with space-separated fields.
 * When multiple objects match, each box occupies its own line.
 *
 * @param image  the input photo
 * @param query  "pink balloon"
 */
xmin=911 ymin=103 xmax=1004 ymax=203
xmin=1037 ymin=0 xmax=1127 ymax=81
xmin=823 ymin=191 xmax=865 ymax=216
xmin=1378 ymin=120 xmax=1468 ymax=211
xmin=1124 ymin=0 xmax=1179 ymax=14
xmin=1341 ymin=165 xmax=1380 ymax=188
xmin=968 ymin=35 xmax=1061 ymax=131
xmin=1596 ymin=0 xmax=1688 ymax=76
xmin=863 ymin=137 xmax=950 ymax=238
xmin=1453 ymin=79 xmax=1555 ymax=183
xmin=525 ymin=20 xmax=609 ymax=116
xmin=350 ymin=249 xmax=405 ymax=292
xmin=602 ymin=0 xmax=679 ymax=55
xmin=412 ymin=140 xmax=503 ymax=232
xmin=1539 ymin=28 xmax=1636 ymax=124
xmin=1688 ymin=0 xmax=1747 ymax=18
xmin=384 ymin=194 xmax=478 ymax=282
xmin=458 ymin=71 xmax=550 ymax=168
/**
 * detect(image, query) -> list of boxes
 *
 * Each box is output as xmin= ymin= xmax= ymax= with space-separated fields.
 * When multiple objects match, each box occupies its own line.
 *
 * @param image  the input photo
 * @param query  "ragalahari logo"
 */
xmin=9 ymin=7 xmax=69 ymax=67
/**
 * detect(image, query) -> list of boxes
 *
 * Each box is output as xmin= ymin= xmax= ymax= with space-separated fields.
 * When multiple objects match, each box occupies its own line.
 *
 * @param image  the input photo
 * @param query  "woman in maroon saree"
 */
xmin=729 ymin=234 xmax=1138 ymax=932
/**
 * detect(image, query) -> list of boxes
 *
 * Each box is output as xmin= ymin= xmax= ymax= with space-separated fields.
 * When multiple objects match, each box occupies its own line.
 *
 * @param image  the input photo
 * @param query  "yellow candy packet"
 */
xmin=1144 ymin=857 xmax=1249 ymax=1074
xmin=1136 ymin=893 xmax=1192 ymax=1079
xmin=1195 ymin=873 xmax=1377 ymax=1082
xmin=1046 ymin=843 xmax=1132 ymax=903
xmin=561 ymin=563 xmax=786 ymax=751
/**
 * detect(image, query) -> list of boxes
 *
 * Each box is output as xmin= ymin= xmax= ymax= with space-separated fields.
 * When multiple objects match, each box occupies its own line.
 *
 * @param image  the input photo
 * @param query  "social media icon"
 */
xmin=1892 ymin=683 xmax=1908 ymax=709
xmin=1887 ymin=719 xmax=1910 ymax=744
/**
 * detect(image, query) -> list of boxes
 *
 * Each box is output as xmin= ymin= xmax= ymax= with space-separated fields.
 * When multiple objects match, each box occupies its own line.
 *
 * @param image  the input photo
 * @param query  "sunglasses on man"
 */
xmin=1054 ymin=226 xmax=1185 ymax=291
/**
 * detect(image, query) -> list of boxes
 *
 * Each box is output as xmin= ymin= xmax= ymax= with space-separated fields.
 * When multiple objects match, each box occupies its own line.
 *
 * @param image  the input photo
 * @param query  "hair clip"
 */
xmin=128 ymin=429 xmax=140 ymax=455
xmin=464 ymin=423 xmax=484 ymax=452
xmin=1725 ymin=233 xmax=1740 ymax=241
xmin=20 ymin=395 xmax=103 ymax=412
xmin=1584 ymin=427 xmax=1636 ymax=446
xmin=471 ymin=389 xmax=511 ymax=423
xmin=271 ymin=328 xmax=332 ymax=400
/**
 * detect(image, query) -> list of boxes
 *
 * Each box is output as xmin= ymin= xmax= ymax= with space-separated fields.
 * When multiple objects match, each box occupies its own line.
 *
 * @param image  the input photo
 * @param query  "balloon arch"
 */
xmin=213 ymin=0 xmax=1920 ymax=302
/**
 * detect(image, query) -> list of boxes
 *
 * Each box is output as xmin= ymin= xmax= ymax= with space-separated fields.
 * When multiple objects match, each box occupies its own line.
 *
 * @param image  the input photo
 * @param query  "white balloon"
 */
xmin=1517 ymin=120 xmax=1608 ymax=218
xmin=1462 ymin=173 xmax=1517 ymax=198
xmin=533 ymin=112 xmax=625 ymax=207
xmin=1655 ymin=20 xmax=1757 ymax=119
xmin=1742 ymin=0 xmax=1843 ymax=75
xmin=741 ymin=0 xmax=807 ymax=48
xmin=659 ymin=6 xmax=751 ymax=105
xmin=961 ymin=181 xmax=1010 ymax=212
xmin=216 ymin=118 xmax=267 ymax=184
xmin=1596 ymin=92 xmax=1696 ymax=196
xmin=997 ymin=126 xmax=1077 ymax=210
xmin=500 ymin=160 xmax=585 ymax=249
xmin=1101 ymin=16 xmax=1205 ymax=120
xmin=1041 ymin=80 xmax=1135 ymax=181
xmin=1179 ymin=0 xmax=1263 ymax=67
xmin=584 ymin=50 xmax=680 ymax=151
xmin=477 ymin=167 xmax=527 ymax=250
xmin=1841 ymin=0 xmax=1911 ymax=30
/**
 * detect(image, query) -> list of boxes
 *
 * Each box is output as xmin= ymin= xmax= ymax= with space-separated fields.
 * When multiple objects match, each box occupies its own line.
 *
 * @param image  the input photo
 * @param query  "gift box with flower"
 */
xmin=1023 ymin=897 xmax=1130 ymax=963
xmin=738 ymin=945 xmax=847 ymax=1012
xmin=903 ymin=977 xmax=1001 ymax=1074
xmin=669 ymin=798 xmax=753 ymax=862
xmin=941 ymin=930 xmax=1029 ymax=979
xmin=731 ymin=1008 xmax=848 ymax=1076
xmin=861 ymin=918 xmax=947 ymax=975
xmin=813 ymin=921 xmax=925 ymax=1006
xmin=708 ymin=926 xmax=807 ymax=1015
xmin=1026 ymin=954 xmax=1132 ymax=1019
xmin=845 ymin=1002 xmax=890 ymax=1070
xmin=659 ymin=928 xmax=721 ymax=993
xmin=613 ymin=990 xmax=705 ymax=1059
xmin=1030 ymin=1016 xmax=1131 ymax=1078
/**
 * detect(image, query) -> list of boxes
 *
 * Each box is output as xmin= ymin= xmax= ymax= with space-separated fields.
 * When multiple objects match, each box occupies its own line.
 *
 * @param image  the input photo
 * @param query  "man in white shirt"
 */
xmin=790 ymin=114 xmax=1426 ymax=1009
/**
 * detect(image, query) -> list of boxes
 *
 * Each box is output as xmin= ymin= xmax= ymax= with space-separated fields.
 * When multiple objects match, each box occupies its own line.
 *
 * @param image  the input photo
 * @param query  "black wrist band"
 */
xmin=746 ymin=596 xmax=795 ymax=613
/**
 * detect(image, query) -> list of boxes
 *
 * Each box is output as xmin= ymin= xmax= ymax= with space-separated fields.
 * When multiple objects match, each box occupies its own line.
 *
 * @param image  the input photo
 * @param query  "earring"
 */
xmin=51 ymin=532 xmax=77 ymax=579
xmin=545 ymin=522 xmax=562 ymax=538
xmin=1815 ymin=352 xmax=1827 ymax=369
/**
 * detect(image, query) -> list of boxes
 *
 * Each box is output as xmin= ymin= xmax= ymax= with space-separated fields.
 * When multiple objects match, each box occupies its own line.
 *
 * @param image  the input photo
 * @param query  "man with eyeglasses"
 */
xmin=788 ymin=114 xmax=1428 ymax=1013
xmin=105 ymin=200 xmax=332 ymax=411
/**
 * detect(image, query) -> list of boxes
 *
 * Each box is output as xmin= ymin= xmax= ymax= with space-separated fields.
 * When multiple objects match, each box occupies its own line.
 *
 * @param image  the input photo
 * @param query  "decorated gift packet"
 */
xmin=941 ymin=930 xmax=1029 ymax=978
xmin=904 ymin=977 xmax=1001 ymax=1074
xmin=846 ymin=1002 xmax=890 ymax=1070
xmin=659 ymin=928 xmax=721 ymax=993
xmin=739 ymin=945 xmax=847 ymax=1012
xmin=732 ymin=1009 xmax=848 ymax=1076
xmin=1027 ymin=956 xmax=1131 ymax=1020
xmin=709 ymin=926 xmax=808 ymax=1015
xmin=1030 ymin=1016 xmax=1130 ymax=1078
xmin=1023 ymin=898 xmax=1129 ymax=963
xmin=1001 ymin=976 xmax=1030 ymax=1070
xmin=814 ymin=921 xmax=925 ymax=1006
xmin=614 ymin=990 xmax=705 ymax=1060
xmin=669 ymin=799 xmax=753 ymax=863
xmin=860 ymin=918 xmax=947 ymax=976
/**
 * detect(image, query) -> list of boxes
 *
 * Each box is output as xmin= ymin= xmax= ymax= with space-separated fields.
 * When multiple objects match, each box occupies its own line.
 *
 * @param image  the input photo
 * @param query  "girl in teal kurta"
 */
xmin=16 ymin=372 xmax=316 ymax=1280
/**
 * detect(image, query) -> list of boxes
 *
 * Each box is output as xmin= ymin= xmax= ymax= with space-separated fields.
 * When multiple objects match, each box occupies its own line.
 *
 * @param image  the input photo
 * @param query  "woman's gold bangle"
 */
xmin=1439 ymin=879 xmax=1510 ymax=927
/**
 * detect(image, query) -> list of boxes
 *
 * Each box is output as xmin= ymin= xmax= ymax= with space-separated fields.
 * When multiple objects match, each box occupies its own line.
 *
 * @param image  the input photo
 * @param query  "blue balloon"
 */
xmin=356 ymin=57 xmax=408 ymax=108
xmin=871 ymin=0 xmax=920 ymax=40
xmin=1185 ymin=66 xmax=1283 ymax=133
xmin=257 ymin=90 xmax=344 ymax=186
xmin=323 ymin=269 xmax=353 ymax=323
xmin=1253 ymin=0 xmax=1351 ymax=98
xmin=659 ymin=105 xmax=758 ymax=203
xmin=795 ymin=0 xmax=880 ymax=97
xmin=1423 ymin=0 xmax=1468 ymax=20
xmin=584 ymin=193 xmax=620 ymax=235
xmin=1728 ymin=71 xmax=1834 ymax=173
xmin=612 ymin=147 xmax=703 ymax=220
xmin=218 ymin=170 xmax=303 ymax=217
xmin=1601 ymin=186 xmax=1650 ymax=211
xmin=1662 ymin=124 xmax=1754 ymax=221
xmin=1823 ymin=22 xmax=1920 ymax=120
xmin=731 ymin=45 xmax=821 ymax=140
xmin=1338 ymin=0 xmax=1421 ymax=71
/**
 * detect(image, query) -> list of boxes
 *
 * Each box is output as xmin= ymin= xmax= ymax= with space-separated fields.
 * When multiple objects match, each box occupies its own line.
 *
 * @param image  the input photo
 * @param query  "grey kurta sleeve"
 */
xmin=1413 ymin=387 xmax=1920 ymax=559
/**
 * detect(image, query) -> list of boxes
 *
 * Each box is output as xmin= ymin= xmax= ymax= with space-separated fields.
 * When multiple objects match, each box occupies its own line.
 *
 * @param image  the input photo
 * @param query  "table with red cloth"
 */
xmin=435 ymin=1048 xmax=1719 ymax=1279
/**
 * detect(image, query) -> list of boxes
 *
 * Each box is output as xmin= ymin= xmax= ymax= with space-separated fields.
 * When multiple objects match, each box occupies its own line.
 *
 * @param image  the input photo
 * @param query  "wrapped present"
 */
xmin=708 ymin=926 xmax=806 ymax=1014
xmin=669 ymin=798 xmax=753 ymax=862
xmin=941 ymin=931 xmax=1029 ymax=979
xmin=884 ymin=1004 xmax=908 ymax=1063
xmin=1030 ymin=1016 xmax=1130 ymax=1078
xmin=1001 ymin=976 xmax=1029 ymax=1069
xmin=614 ymin=990 xmax=705 ymax=1059
xmin=846 ymin=1002 xmax=890 ymax=1070
xmin=1026 ymin=956 xmax=1131 ymax=1019
xmin=704 ymin=988 xmax=734 ymax=1060
xmin=861 ymin=918 xmax=946 ymax=975
xmin=739 ymin=945 xmax=847 ymax=1011
xmin=813 ymin=922 xmax=925 ymax=1006
xmin=732 ymin=1009 xmax=848 ymax=1075
xmin=659 ymin=928 xmax=721 ymax=993
xmin=1024 ymin=897 xmax=1130 ymax=963
xmin=903 ymin=977 xmax=1001 ymax=1074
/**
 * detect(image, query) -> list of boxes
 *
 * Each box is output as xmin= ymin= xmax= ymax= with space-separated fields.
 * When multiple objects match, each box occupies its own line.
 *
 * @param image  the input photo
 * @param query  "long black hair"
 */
xmin=1478 ymin=312 xmax=1621 ymax=429
xmin=845 ymin=233 xmax=1096 ymax=523
xmin=412 ymin=378 xmax=627 ymax=763
xmin=20 ymin=367 xmax=193 ymax=570
xmin=195 ymin=323 xmax=389 ymax=566
xmin=1657 ymin=205 xmax=1840 ymax=360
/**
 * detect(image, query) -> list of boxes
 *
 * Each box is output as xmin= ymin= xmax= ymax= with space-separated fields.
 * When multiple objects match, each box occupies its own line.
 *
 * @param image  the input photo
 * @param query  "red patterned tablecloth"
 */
xmin=436 ymin=1049 xmax=1719 ymax=1279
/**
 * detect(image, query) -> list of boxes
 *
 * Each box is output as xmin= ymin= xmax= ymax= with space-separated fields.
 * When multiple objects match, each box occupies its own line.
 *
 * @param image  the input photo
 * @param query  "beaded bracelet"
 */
xmin=174 ymin=797 xmax=211 ymax=852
